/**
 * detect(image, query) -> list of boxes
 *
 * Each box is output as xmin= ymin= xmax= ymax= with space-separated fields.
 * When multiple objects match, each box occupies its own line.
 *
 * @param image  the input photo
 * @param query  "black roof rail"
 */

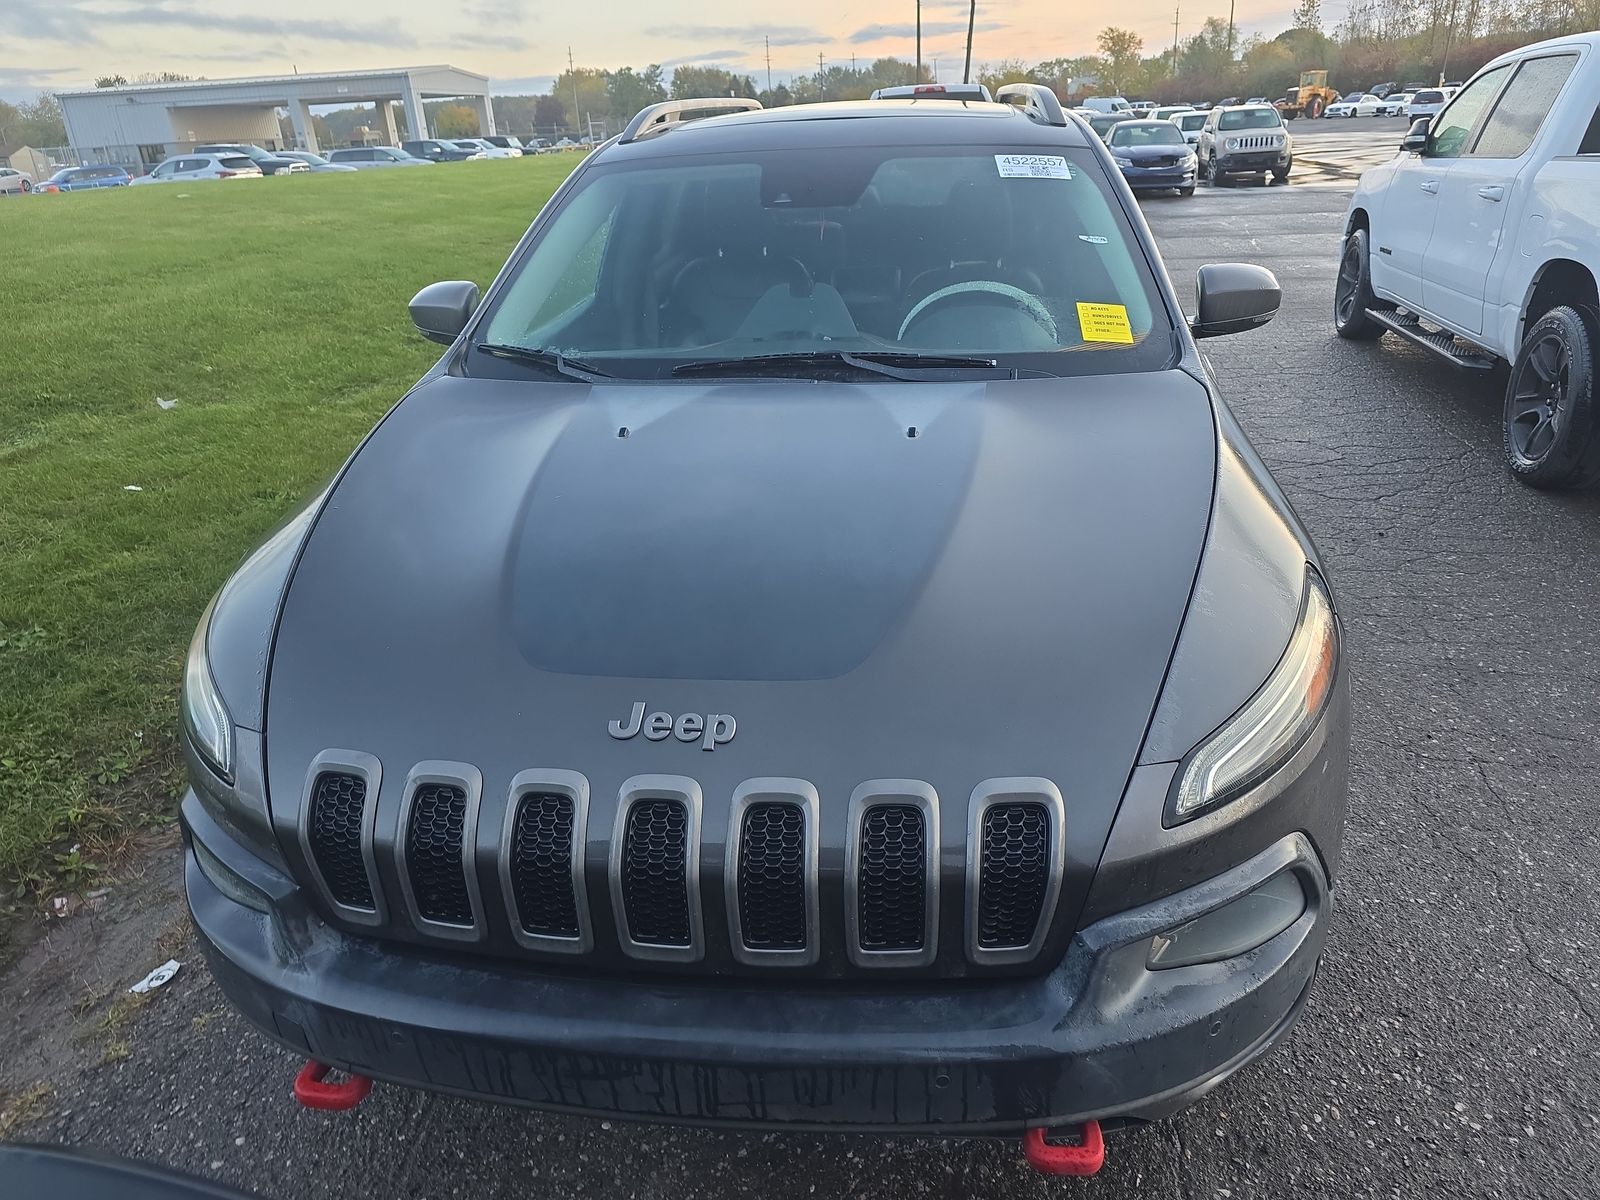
xmin=994 ymin=83 xmax=1067 ymax=127
xmin=619 ymin=98 xmax=763 ymax=144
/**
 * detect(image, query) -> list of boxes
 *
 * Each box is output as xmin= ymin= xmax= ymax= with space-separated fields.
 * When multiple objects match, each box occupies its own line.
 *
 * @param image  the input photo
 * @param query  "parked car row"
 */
xmin=1074 ymin=101 xmax=1291 ymax=196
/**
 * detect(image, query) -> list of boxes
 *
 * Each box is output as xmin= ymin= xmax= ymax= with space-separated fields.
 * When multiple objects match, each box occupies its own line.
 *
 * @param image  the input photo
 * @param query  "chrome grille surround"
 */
xmin=725 ymin=779 xmax=820 ymax=966
xmin=608 ymin=774 xmax=705 ymax=963
xmin=844 ymin=780 xmax=939 ymax=967
xmin=964 ymin=778 xmax=1067 ymax=965
xmin=394 ymin=761 xmax=485 ymax=941
xmin=497 ymin=769 xmax=592 ymax=954
xmin=296 ymin=749 xmax=385 ymax=926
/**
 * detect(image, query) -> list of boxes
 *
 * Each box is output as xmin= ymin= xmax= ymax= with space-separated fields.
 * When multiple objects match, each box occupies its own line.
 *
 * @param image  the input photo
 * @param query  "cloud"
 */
xmin=850 ymin=19 xmax=1006 ymax=43
xmin=660 ymin=49 xmax=755 ymax=69
xmin=491 ymin=74 xmax=557 ymax=95
xmin=10 ymin=1 xmax=419 ymax=49
xmin=645 ymin=24 xmax=823 ymax=47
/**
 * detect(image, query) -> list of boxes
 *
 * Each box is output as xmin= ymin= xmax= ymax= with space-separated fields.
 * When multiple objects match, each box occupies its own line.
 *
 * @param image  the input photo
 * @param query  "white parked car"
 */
xmin=1405 ymin=87 xmax=1456 ymax=122
xmin=0 ymin=166 xmax=33 ymax=194
xmin=130 ymin=153 xmax=264 ymax=185
xmin=1377 ymin=93 xmax=1413 ymax=116
xmin=1325 ymin=93 xmax=1386 ymax=118
xmin=1151 ymin=105 xmax=1190 ymax=122
xmin=326 ymin=146 xmax=435 ymax=169
xmin=1172 ymin=110 xmax=1208 ymax=145
xmin=453 ymin=138 xmax=520 ymax=159
xmin=1336 ymin=32 xmax=1600 ymax=488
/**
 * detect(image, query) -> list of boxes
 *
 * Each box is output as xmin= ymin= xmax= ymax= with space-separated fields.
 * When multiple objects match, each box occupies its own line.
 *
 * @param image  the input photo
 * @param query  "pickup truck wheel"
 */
xmin=1334 ymin=229 xmax=1385 ymax=340
xmin=1505 ymin=306 xmax=1600 ymax=489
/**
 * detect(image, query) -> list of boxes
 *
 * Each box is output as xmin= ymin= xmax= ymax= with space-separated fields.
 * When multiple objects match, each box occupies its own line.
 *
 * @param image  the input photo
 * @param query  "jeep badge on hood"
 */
xmin=608 ymin=702 xmax=737 ymax=750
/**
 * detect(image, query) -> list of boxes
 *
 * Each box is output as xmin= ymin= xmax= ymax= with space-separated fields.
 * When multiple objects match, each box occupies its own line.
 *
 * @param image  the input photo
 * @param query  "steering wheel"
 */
xmin=898 ymin=281 xmax=1058 ymax=342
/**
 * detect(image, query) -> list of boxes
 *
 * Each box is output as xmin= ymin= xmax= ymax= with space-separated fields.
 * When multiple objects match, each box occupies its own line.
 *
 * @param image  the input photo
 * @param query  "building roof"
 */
xmin=56 ymin=65 xmax=488 ymax=100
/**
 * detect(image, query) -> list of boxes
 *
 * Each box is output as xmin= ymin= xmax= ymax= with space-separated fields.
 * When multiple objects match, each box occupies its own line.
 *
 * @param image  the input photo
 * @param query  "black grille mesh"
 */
xmin=405 ymin=783 xmax=474 ymax=925
xmin=737 ymin=802 xmax=807 ymax=950
xmin=977 ymin=803 xmax=1051 ymax=949
xmin=621 ymin=799 xmax=691 ymax=946
xmin=308 ymin=772 xmax=373 ymax=910
xmin=508 ymin=791 xmax=579 ymax=938
xmin=857 ymin=805 xmax=927 ymax=951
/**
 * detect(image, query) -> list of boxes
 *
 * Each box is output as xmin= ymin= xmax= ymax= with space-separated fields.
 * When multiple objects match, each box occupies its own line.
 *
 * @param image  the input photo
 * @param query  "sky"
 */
xmin=0 ymin=0 xmax=1350 ymax=103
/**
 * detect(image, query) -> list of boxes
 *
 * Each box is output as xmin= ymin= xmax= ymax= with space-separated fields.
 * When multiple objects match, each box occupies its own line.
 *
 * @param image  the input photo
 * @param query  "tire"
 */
xmin=1306 ymin=96 xmax=1324 ymax=118
xmin=1334 ymin=228 xmax=1386 ymax=340
xmin=1179 ymin=185 xmax=1196 ymax=197
xmin=1504 ymin=305 xmax=1600 ymax=489
xmin=1272 ymin=160 xmax=1291 ymax=183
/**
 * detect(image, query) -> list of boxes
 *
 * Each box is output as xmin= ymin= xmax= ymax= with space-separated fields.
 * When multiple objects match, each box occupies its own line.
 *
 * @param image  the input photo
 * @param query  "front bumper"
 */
xmin=185 ymin=792 xmax=1330 ymax=1133
xmin=1120 ymin=164 xmax=1198 ymax=190
xmin=1216 ymin=150 xmax=1290 ymax=172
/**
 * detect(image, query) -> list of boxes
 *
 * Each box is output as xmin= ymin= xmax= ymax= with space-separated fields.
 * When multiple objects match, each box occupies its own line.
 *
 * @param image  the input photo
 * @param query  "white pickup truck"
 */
xmin=1334 ymin=31 xmax=1600 ymax=487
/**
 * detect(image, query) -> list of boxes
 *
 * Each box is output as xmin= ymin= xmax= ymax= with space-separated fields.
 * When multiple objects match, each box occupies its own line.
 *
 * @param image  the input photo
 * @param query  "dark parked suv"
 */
xmin=182 ymin=87 xmax=1347 ymax=1176
xmin=402 ymin=138 xmax=480 ymax=162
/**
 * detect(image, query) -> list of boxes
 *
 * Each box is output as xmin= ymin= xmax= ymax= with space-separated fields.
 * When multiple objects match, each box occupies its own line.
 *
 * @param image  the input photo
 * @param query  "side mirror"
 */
xmin=1401 ymin=117 xmax=1431 ymax=154
xmin=1191 ymin=263 xmax=1281 ymax=339
xmin=409 ymin=280 xmax=479 ymax=345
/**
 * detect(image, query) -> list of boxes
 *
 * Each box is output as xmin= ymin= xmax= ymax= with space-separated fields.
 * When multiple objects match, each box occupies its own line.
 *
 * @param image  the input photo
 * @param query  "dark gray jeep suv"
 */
xmin=181 ymin=87 xmax=1347 ymax=1174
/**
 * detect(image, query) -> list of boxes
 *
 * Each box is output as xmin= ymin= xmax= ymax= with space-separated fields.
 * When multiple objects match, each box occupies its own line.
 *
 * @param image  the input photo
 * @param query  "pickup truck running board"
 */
xmin=1366 ymin=309 xmax=1497 ymax=370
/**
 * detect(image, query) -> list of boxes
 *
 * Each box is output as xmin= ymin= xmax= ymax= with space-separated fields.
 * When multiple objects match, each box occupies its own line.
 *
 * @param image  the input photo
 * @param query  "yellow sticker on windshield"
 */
xmin=1076 ymin=302 xmax=1135 ymax=344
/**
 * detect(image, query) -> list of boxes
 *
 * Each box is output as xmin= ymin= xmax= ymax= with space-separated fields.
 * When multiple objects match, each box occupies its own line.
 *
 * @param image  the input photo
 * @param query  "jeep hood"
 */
xmin=265 ymin=370 xmax=1216 ymax=933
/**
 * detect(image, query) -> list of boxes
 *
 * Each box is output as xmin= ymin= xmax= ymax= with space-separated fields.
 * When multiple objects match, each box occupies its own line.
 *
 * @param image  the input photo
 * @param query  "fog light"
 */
xmin=192 ymin=836 xmax=271 ymax=913
xmin=1147 ymin=871 xmax=1305 ymax=969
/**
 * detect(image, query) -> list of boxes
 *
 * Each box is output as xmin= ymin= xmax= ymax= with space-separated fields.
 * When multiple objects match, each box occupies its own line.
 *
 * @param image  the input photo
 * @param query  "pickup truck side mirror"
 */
xmin=1191 ymin=263 xmax=1281 ymax=339
xmin=409 ymin=280 xmax=480 ymax=345
xmin=1401 ymin=118 xmax=1431 ymax=154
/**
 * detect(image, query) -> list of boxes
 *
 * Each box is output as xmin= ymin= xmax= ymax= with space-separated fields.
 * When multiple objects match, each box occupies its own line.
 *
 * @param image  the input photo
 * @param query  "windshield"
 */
xmin=474 ymin=146 xmax=1172 ymax=379
xmin=1110 ymin=123 xmax=1185 ymax=147
xmin=1177 ymin=113 xmax=1207 ymax=131
xmin=1219 ymin=109 xmax=1282 ymax=130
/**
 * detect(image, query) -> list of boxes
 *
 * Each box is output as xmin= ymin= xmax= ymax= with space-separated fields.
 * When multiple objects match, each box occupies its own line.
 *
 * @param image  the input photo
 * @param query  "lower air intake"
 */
xmin=404 ymin=783 xmax=473 ymax=925
xmin=508 ymin=791 xmax=579 ymax=938
xmin=621 ymin=799 xmax=691 ymax=946
xmin=977 ymin=802 xmax=1050 ymax=949
xmin=737 ymin=802 xmax=807 ymax=951
xmin=858 ymin=805 xmax=927 ymax=951
xmin=308 ymin=772 xmax=373 ymax=910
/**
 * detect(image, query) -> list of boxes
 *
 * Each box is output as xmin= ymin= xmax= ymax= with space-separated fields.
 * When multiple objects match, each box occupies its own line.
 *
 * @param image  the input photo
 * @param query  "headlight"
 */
xmin=1225 ymin=137 xmax=1240 ymax=151
xmin=1170 ymin=568 xmax=1337 ymax=824
xmin=1112 ymin=155 xmax=1134 ymax=167
xmin=182 ymin=592 xmax=234 ymax=781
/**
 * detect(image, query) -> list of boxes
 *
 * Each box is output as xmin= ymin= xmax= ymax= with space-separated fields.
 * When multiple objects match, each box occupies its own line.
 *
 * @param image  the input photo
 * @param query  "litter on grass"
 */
xmin=129 ymin=959 xmax=182 ymax=994
xmin=156 ymin=398 xmax=177 ymax=410
xmin=122 ymin=485 xmax=143 ymax=492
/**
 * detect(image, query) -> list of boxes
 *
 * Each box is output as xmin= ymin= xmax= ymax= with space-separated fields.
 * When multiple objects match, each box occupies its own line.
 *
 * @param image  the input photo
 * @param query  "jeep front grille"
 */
xmin=620 ymin=798 xmax=692 ymax=946
xmin=858 ymin=806 xmax=926 ymax=951
xmin=307 ymin=771 xmax=374 ymax=910
xmin=507 ymin=791 xmax=580 ymax=938
xmin=404 ymin=783 xmax=473 ymax=925
xmin=737 ymin=802 xmax=807 ymax=949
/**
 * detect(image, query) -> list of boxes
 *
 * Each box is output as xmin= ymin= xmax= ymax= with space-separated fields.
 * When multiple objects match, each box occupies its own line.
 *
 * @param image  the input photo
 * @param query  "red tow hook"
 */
xmin=1022 ymin=1120 xmax=1106 ymax=1176
xmin=293 ymin=1060 xmax=374 ymax=1111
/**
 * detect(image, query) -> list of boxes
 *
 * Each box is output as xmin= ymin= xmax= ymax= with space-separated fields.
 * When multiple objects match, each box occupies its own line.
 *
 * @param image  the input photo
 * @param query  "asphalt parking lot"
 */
xmin=11 ymin=120 xmax=1600 ymax=1198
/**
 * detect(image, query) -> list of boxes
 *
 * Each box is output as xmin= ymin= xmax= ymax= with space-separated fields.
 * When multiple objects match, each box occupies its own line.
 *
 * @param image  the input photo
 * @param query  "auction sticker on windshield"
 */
xmin=1076 ymin=302 xmax=1135 ymax=344
xmin=995 ymin=154 xmax=1073 ymax=179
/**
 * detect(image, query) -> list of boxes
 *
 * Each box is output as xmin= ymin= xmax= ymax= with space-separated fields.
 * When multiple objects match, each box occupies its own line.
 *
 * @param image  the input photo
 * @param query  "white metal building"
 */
xmin=55 ymin=65 xmax=493 ymax=167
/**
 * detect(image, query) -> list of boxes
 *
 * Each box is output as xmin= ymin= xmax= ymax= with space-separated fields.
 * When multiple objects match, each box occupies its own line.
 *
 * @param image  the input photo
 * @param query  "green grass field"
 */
xmin=0 ymin=158 xmax=577 ymax=896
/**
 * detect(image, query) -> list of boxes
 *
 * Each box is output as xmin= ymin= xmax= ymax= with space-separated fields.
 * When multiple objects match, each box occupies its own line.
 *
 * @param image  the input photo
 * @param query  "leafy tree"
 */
xmin=1096 ymin=28 xmax=1144 ymax=94
xmin=0 ymin=94 xmax=67 ymax=148
xmin=606 ymin=65 xmax=667 ymax=125
xmin=553 ymin=67 xmax=608 ymax=135
xmin=976 ymin=59 xmax=1034 ymax=94
xmin=534 ymin=94 xmax=566 ymax=133
xmin=433 ymin=104 xmax=479 ymax=137
xmin=1293 ymin=0 xmax=1325 ymax=32
xmin=94 ymin=75 xmax=128 ymax=88
xmin=669 ymin=66 xmax=758 ymax=101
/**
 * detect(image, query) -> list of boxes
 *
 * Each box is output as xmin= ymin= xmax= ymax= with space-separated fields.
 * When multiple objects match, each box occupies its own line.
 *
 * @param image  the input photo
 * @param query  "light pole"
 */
xmin=963 ymin=0 xmax=976 ymax=84
xmin=916 ymin=0 xmax=923 ymax=83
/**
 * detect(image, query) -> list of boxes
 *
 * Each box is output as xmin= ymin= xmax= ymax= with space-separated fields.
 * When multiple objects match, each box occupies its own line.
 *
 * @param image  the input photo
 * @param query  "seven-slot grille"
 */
xmin=857 ymin=805 xmax=926 ymax=952
xmin=507 ymin=791 xmax=580 ymax=939
xmin=736 ymin=801 xmax=808 ymax=951
xmin=404 ymin=783 xmax=473 ymax=925
xmin=307 ymin=771 xmax=373 ymax=910
xmin=297 ymin=764 xmax=1064 ymax=970
xmin=1228 ymin=134 xmax=1283 ymax=150
xmin=976 ymin=802 xmax=1052 ymax=949
xmin=620 ymin=798 xmax=692 ymax=946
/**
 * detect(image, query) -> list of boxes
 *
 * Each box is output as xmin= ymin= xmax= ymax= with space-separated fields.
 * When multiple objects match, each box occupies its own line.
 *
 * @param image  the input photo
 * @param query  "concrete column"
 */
xmin=402 ymin=86 xmax=428 ymax=140
xmin=473 ymin=93 xmax=496 ymax=136
xmin=288 ymin=99 xmax=318 ymax=152
xmin=378 ymin=99 xmax=399 ymax=146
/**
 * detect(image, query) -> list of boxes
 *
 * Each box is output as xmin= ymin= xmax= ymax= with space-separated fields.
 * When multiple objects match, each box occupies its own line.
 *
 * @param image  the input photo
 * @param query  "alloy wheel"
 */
xmin=1509 ymin=332 xmax=1571 ymax=463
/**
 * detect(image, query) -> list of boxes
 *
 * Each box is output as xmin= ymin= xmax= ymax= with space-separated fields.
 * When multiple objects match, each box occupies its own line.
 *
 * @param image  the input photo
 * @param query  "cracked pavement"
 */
xmin=12 ymin=128 xmax=1600 ymax=1197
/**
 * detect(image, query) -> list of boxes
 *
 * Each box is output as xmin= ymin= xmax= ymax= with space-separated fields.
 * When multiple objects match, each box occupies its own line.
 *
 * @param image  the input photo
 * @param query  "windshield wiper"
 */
xmin=670 ymin=350 xmax=1009 ymax=380
xmin=475 ymin=342 xmax=612 ymax=382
